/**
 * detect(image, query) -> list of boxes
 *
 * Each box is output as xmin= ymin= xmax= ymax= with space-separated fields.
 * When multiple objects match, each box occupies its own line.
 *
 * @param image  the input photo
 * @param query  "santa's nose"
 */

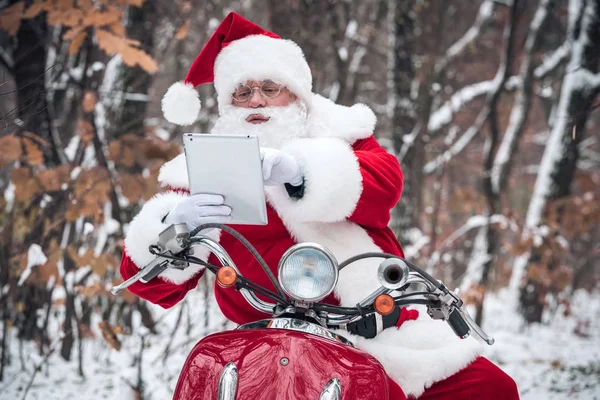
xmin=248 ymin=90 xmax=267 ymax=108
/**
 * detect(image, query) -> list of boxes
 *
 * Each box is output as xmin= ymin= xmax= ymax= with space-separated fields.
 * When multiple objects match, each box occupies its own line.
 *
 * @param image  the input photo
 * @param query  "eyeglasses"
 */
xmin=232 ymin=81 xmax=285 ymax=103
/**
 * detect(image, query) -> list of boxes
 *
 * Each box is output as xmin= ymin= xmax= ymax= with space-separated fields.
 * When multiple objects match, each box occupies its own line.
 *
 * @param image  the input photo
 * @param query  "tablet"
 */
xmin=182 ymin=133 xmax=268 ymax=225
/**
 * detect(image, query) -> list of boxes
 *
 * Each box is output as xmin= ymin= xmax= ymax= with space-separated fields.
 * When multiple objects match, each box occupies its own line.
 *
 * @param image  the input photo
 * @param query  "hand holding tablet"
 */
xmin=165 ymin=194 xmax=232 ymax=231
xmin=259 ymin=147 xmax=303 ymax=186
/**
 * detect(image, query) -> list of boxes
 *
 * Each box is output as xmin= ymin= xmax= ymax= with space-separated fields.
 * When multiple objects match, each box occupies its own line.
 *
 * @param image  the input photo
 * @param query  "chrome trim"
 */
xmin=237 ymin=318 xmax=354 ymax=346
xmin=456 ymin=306 xmax=495 ymax=345
xmin=377 ymin=258 xmax=410 ymax=290
xmin=357 ymin=286 xmax=391 ymax=309
xmin=319 ymin=378 xmax=342 ymax=400
xmin=193 ymin=236 xmax=276 ymax=314
xmin=278 ymin=243 xmax=339 ymax=302
xmin=217 ymin=362 xmax=238 ymax=400
xmin=405 ymin=272 xmax=439 ymax=292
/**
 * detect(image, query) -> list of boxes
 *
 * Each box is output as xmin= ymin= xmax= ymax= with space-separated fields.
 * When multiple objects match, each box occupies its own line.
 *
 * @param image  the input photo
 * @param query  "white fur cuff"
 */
xmin=335 ymin=310 xmax=483 ymax=397
xmin=267 ymin=137 xmax=363 ymax=223
xmin=124 ymin=192 xmax=219 ymax=284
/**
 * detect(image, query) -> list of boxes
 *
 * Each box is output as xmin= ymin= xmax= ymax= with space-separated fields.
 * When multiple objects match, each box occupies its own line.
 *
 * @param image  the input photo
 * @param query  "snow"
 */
xmin=428 ymin=80 xmax=494 ymax=132
xmin=482 ymin=289 xmax=600 ymax=399
xmin=337 ymin=47 xmax=348 ymax=62
xmin=2 ymin=284 xmax=597 ymax=399
xmin=18 ymin=244 xmax=49 ymax=286
xmin=3 ymin=182 xmax=15 ymax=212
xmin=424 ymin=111 xmax=487 ymax=174
xmin=345 ymin=20 xmax=358 ymax=38
xmin=443 ymin=0 xmax=494 ymax=64
xmin=534 ymin=43 xmax=571 ymax=79
xmin=83 ymin=222 xmax=95 ymax=236
xmin=65 ymin=136 xmax=80 ymax=163
xmin=94 ymin=203 xmax=121 ymax=256
xmin=403 ymin=228 xmax=430 ymax=259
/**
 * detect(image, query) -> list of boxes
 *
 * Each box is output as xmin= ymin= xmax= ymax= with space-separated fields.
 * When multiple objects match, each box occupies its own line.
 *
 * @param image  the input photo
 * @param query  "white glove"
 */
xmin=164 ymin=193 xmax=232 ymax=230
xmin=260 ymin=147 xmax=303 ymax=186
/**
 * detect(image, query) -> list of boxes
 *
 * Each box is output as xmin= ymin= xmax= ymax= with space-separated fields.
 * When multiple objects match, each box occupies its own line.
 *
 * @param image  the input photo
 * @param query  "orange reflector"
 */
xmin=374 ymin=294 xmax=395 ymax=316
xmin=217 ymin=266 xmax=237 ymax=288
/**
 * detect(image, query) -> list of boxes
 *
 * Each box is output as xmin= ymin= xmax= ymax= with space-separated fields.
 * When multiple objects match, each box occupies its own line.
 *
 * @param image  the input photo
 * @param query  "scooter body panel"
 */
xmin=173 ymin=328 xmax=390 ymax=400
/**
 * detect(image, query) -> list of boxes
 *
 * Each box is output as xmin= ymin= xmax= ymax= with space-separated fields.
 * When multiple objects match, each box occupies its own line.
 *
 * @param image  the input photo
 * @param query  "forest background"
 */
xmin=0 ymin=0 xmax=599 ymax=398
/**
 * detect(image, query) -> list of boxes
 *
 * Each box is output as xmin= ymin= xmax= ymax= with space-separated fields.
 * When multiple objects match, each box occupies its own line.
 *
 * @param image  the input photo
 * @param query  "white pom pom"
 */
xmin=161 ymin=82 xmax=201 ymax=125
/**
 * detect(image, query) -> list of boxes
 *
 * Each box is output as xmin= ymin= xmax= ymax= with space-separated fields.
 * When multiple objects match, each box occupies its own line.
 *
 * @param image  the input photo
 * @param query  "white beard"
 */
xmin=211 ymin=102 xmax=309 ymax=149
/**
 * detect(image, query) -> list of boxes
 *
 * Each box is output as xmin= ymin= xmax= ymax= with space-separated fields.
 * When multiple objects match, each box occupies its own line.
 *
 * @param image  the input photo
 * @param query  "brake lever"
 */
xmin=110 ymin=256 xmax=170 ymax=295
xmin=455 ymin=306 xmax=495 ymax=345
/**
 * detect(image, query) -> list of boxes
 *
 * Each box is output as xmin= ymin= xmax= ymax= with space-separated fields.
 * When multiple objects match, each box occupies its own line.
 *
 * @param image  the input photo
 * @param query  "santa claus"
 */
xmin=120 ymin=12 xmax=518 ymax=399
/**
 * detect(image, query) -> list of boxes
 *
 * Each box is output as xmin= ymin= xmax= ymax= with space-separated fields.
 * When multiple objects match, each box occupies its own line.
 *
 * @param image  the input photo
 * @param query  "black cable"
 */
xmin=188 ymin=224 xmax=287 ymax=299
xmin=313 ymin=292 xmax=437 ymax=316
xmin=185 ymin=255 xmax=289 ymax=305
xmin=149 ymin=249 xmax=288 ymax=305
xmin=337 ymin=252 xmax=442 ymax=289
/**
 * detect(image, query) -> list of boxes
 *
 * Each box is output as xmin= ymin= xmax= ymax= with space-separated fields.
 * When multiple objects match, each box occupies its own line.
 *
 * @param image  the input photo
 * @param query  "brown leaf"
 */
xmin=108 ymin=21 xmax=125 ymax=36
xmin=68 ymin=30 xmax=88 ymax=55
xmin=23 ymin=1 xmax=51 ymax=19
xmin=67 ymin=246 xmax=95 ymax=268
xmin=78 ymin=282 xmax=106 ymax=298
xmin=82 ymin=91 xmax=97 ymax=113
xmin=121 ymin=46 xmax=158 ymax=73
xmin=96 ymin=28 xmax=124 ymax=55
xmin=90 ymin=254 xmax=118 ymax=276
xmin=127 ymin=0 xmax=145 ymax=6
xmin=0 ymin=135 xmax=22 ymax=166
xmin=98 ymin=321 xmax=121 ymax=351
xmin=76 ymin=0 xmax=93 ymax=11
xmin=63 ymin=26 xmax=84 ymax=41
xmin=84 ymin=10 xmax=122 ymax=28
xmin=11 ymin=167 xmax=30 ymax=186
xmin=0 ymin=2 xmax=24 ymax=36
xmin=22 ymin=131 xmax=50 ymax=147
xmin=47 ymin=9 xmax=83 ymax=27
xmin=23 ymin=138 xmax=44 ymax=166
xmin=175 ymin=20 xmax=189 ymax=40
xmin=12 ymin=167 xmax=42 ymax=204
xmin=118 ymin=173 xmax=146 ymax=203
xmin=36 ymin=168 xmax=62 ymax=191
xmin=77 ymin=120 xmax=95 ymax=144
xmin=109 ymin=137 xmax=140 ymax=168
xmin=37 ymin=262 xmax=60 ymax=286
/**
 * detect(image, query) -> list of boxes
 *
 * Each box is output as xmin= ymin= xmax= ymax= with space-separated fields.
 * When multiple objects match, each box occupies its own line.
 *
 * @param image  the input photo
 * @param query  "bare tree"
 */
xmin=513 ymin=0 xmax=600 ymax=323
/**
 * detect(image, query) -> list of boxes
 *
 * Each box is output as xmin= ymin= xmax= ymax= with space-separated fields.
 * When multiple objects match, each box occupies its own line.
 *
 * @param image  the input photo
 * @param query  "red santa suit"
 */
xmin=120 ymin=12 xmax=518 ymax=399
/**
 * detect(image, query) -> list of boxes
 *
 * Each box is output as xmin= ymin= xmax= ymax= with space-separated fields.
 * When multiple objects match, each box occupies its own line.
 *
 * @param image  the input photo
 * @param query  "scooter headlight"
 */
xmin=278 ymin=243 xmax=339 ymax=302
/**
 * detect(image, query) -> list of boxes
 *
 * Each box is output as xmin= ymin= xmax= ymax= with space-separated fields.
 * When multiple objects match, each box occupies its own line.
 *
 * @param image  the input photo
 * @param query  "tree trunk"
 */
xmin=517 ymin=0 xmax=600 ymax=323
xmin=389 ymin=0 xmax=418 ymax=244
xmin=112 ymin=0 xmax=156 ymax=141
xmin=13 ymin=16 xmax=60 ymax=166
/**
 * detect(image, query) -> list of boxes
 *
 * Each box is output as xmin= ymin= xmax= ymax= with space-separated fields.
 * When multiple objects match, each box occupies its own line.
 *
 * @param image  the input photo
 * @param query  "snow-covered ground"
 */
xmin=1 ymin=287 xmax=598 ymax=399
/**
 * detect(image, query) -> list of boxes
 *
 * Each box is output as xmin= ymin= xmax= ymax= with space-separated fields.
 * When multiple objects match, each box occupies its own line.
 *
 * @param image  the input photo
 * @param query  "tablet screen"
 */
xmin=183 ymin=134 xmax=268 ymax=225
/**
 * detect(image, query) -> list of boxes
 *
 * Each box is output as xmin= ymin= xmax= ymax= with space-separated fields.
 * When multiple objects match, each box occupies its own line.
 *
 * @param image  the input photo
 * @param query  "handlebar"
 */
xmin=111 ymin=223 xmax=495 ymax=345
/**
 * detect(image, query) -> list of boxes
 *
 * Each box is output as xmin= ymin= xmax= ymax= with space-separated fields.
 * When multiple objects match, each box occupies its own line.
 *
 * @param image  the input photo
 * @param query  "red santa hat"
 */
xmin=162 ymin=12 xmax=313 ymax=125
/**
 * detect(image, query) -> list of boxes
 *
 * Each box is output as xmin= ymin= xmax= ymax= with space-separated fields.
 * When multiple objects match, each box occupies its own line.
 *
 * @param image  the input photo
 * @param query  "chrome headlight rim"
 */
xmin=277 ymin=243 xmax=339 ymax=302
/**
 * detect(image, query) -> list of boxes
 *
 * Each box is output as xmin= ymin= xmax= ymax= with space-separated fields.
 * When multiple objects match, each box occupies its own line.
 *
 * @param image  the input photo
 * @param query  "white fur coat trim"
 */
xmin=308 ymin=94 xmax=376 ymax=143
xmin=158 ymin=153 xmax=188 ymax=190
xmin=335 ymin=307 xmax=484 ymax=398
xmin=266 ymin=137 xmax=363 ymax=223
xmin=124 ymin=191 xmax=220 ymax=284
xmin=265 ymin=194 xmax=482 ymax=397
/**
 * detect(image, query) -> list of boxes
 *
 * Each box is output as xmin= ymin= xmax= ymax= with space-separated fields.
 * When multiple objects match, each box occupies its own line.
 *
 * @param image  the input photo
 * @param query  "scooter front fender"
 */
xmin=173 ymin=327 xmax=391 ymax=400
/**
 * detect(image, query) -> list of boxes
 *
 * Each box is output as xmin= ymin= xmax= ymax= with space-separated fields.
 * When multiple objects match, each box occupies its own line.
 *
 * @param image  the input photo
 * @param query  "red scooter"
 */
xmin=112 ymin=223 xmax=495 ymax=399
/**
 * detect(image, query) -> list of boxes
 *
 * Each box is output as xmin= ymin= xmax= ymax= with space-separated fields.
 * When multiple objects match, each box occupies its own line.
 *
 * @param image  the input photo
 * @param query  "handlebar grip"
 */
xmin=448 ymin=309 xmax=470 ymax=339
